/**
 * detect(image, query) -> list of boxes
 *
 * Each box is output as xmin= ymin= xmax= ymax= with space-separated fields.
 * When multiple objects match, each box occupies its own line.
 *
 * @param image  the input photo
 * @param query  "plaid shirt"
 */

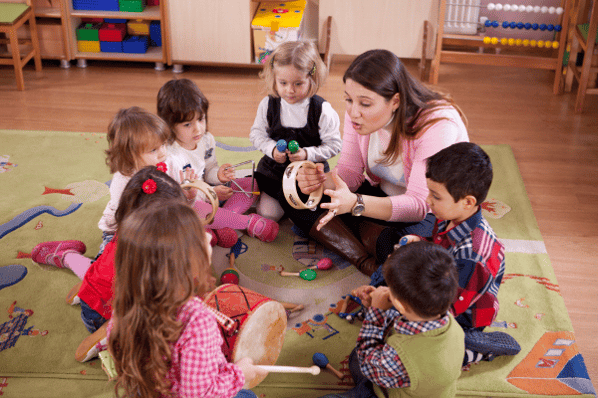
xmin=167 ymin=297 xmax=245 ymax=398
xmin=424 ymin=209 xmax=505 ymax=329
xmin=356 ymin=307 xmax=450 ymax=389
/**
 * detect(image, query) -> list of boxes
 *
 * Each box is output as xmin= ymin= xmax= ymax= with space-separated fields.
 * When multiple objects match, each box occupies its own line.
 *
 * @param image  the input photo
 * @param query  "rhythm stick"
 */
xmin=279 ymin=269 xmax=317 ymax=281
xmin=256 ymin=365 xmax=320 ymax=375
xmin=312 ymin=353 xmax=344 ymax=380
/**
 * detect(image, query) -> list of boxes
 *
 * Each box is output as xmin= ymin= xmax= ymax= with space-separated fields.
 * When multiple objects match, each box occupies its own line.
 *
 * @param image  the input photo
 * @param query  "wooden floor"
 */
xmin=1 ymin=58 xmax=597 ymax=388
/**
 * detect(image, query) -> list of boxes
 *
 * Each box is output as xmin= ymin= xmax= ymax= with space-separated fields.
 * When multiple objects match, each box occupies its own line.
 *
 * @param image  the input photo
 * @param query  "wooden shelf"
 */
xmin=74 ymin=45 xmax=164 ymax=62
xmin=34 ymin=6 xmax=62 ymax=18
xmin=70 ymin=6 xmax=161 ymax=20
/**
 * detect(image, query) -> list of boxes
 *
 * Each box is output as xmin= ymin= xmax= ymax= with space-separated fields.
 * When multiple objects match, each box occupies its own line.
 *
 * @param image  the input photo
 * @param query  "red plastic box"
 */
xmin=98 ymin=23 xmax=127 ymax=42
xmin=147 ymin=0 xmax=159 ymax=5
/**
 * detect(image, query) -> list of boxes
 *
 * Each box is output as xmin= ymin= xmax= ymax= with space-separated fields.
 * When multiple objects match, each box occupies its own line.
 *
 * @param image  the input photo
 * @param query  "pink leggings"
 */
xmin=193 ymin=176 xmax=257 ymax=230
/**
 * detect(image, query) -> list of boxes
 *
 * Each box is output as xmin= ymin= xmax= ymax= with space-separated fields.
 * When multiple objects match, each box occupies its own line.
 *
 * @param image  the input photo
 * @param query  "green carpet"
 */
xmin=0 ymin=129 xmax=595 ymax=398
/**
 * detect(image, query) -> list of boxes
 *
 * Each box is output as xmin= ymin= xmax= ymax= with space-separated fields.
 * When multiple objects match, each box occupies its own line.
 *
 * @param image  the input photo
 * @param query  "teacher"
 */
xmin=290 ymin=49 xmax=469 ymax=276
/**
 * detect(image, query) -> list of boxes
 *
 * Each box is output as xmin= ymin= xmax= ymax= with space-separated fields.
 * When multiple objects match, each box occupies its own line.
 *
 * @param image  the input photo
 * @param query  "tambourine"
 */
xmin=181 ymin=179 xmax=218 ymax=224
xmin=282 ymin=161 xmax=323 ymax=210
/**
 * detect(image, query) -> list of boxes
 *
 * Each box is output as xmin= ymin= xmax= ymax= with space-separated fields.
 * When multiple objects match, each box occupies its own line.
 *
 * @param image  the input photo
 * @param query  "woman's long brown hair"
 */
xmin=109 ymin=202 xmax=211 ymax=398
xmin=343 ymin=49 xmax=467 ymax=165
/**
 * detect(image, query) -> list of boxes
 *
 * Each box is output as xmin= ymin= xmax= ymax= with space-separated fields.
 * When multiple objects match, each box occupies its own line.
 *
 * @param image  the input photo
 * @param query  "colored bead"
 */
xmin=530 ymin=39 xmax=537 ymax=47
xmin=525 ymin=23 xmax=531 ymax=29
xmin=533 ymin=6 xmax=540 ymax=13
xmin=540 ymin=6 xmax=548 ymax=13
xmin=537 ymin=40 xmax=545 ymax=48
xmin=547 ymin=24 xmax=554 ymax=31
xmin=552 ymin=41 xmax=559 ymax=49
xmin=504 ymin=4 xmax=511 ymax=11
xmin=487 ymin=3 xmax=495 ymax=11
xmin=555 ymin=25 xmax=562 ymax=32
xmin=516 ymin=22 xmax=524 ymax=29
xmin=491 ymin=37 xmax=499 ymax=45
xmin=492 ymin=20 xmax=499 ymax=28
xmin=483 ymin=36 xmax=492 ymax=44
xmin=526 ymin=5 xmax=533 ymax=12
xmin=532 ymin=23 xmax=539 ymax=30
xmin=495 ymin=3 xmax=503 ymax=11
xmin=502 ymin=21 xmax=509 ymax=28
xmin=501 ymin=37 xmax=508 ymax=45
xmin=288 ymin=140 xmax=299 ymax=154
xmin=485 ymin=20 xmax=492 ymax=27
xmin=510 ymin=21 xmax=517 ymax=29
xmin=508 ymin=38 xmax=515 ymax=46
xmin=518 ymin=5 xmax=526 ymax=12
xmin=548 ymin=6 xmax=555 ymax=14
xmin=522 ymin=39 xmax=530 ymax=46
xmin=515 ymin=38 xmax=522 ymax=46
xmin=556 ymin=7 xmax=564 ymax=15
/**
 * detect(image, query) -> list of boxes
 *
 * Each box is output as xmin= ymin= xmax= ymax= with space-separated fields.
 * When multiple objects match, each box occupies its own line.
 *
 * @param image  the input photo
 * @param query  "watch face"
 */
xmin=353 ymin=204 xmax=365 ymax=216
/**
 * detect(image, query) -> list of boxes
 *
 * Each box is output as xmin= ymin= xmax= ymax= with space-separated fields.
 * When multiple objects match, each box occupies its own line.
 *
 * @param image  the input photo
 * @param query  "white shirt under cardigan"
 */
xmin=97 ymin=171 xmax=130 ymax=233
xmin=165 ymin=132 xmax=221 ymax=186
xmin=249 ymin=96 xmax=342 ymax=162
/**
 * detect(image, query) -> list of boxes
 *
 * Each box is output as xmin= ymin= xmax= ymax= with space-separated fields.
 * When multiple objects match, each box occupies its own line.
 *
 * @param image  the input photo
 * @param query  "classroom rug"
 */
xmin=0 ymin=129 xmax=595 ymax=398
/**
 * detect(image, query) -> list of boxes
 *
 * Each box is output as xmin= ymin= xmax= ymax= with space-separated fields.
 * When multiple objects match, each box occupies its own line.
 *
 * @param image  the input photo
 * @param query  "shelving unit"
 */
xmin=430 ymin=0 xmax=572 ymax=94
xmin=66 ymin=1 xmax=169 ymax=69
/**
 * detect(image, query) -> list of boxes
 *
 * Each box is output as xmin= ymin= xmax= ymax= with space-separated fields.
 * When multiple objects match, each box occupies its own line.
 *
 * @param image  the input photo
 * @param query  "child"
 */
xmin=71 ymin=166 xmax=196 ymax=362
xmin=372 ymin=142 xmax=520 ymax=367
xmin=322 ymin=241 xmax=464 ymax=398
xmin=250 ymin=41 xmax=342 ymax=222
xmin=31 ymin=107 xmax=170 ymax=281
xmin=108 ymin=201 xmax=267 ymax=398
xmin=158 ymin=78 xmax=278 ymax=244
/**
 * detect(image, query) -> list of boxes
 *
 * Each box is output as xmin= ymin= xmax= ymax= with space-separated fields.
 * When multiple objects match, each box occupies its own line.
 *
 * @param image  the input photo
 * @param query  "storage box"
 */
xmin=127 ymin=19 xmax=150 ymax=35
xmin=99 ymin=23 xmax=127 ymax=42
xmin=81 ymin=18 xmax=104 ymax=23
xmin=77 ymin=40 xmax=101 ymax=52
xmin=147 ymin=0 xmax=159 ymax=5
xmin=100 ymin=41 xmax=123 ymax=52
xmin=119 ymin=0 xmax=146 ymax=12
xmin=73 ymin=0 xmax=119 ymax=11
xmin=76 ymin=22 xmax=101 ymax=41
xmin=149 ymin=20 xmax=161 ymax=46
xmin=104 ymin=18 xmax=127 ymax=23
xmin=122 ymin=35 xmax=149 ymax=53
xmin=251 ymin=1 xmax=306 ymax=62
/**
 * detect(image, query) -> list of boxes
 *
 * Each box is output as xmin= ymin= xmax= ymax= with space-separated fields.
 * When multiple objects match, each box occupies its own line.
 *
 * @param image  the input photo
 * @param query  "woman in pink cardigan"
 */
xmin=293 ymin=49 xmax=469 ymax=276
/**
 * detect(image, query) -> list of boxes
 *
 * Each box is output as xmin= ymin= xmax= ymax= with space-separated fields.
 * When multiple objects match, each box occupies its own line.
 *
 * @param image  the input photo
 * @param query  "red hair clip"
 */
xmin=142 ymin=179 xmax=157 ymax=194
xmin=156 ymin=162 xmax=167 ymax=173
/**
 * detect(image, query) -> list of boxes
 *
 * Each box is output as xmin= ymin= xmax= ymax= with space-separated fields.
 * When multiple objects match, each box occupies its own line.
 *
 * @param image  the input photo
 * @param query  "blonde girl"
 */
xmin=250 ymin=41 xmax=342 ymax=223
xmin=108 ymin=201 xmax=266 ymax=398
xmin=31 ymin=107 xmax=169 ymax=280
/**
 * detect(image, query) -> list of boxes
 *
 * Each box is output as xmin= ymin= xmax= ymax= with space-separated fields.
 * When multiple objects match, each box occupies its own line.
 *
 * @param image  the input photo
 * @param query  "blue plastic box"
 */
xmin=100 ymin=41 xmax=123 ymax=52
xmin=149 ymin=21 xmax=161 ymax=46
xmin=104 ymin=18 xmax=127 ymax=23
xmin=122 ymin=35 xmax=149 ymax=53
xmin=73 ymin=0 xmax=119 ymax=11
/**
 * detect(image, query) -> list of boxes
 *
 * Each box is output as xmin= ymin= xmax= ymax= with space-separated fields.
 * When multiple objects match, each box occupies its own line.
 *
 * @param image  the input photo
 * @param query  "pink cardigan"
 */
xmin=336 ymin=107 xmax=469 ymax=222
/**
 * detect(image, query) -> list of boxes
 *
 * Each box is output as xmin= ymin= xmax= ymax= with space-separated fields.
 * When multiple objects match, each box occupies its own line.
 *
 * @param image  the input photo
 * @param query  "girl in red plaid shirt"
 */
xmin=108 ymin=201 xmax=266 ymax=398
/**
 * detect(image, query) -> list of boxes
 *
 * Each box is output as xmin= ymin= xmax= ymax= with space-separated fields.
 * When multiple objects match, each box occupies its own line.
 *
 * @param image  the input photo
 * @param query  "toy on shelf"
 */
xmin=312 ymin=352 xmax=344 ymax=380
xmin=279 ymin=269 xmax=317 ymax=281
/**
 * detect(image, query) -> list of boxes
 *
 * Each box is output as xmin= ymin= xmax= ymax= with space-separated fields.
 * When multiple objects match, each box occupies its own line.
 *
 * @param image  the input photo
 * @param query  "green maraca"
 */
xmin=279 ymin=268 xmax=317 ymax=281
xmin=288 ymin=140 xmax=300 ymax=154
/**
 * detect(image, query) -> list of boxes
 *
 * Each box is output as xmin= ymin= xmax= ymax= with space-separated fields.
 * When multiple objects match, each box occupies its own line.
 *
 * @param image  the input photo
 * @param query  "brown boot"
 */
xmin=309 ymin=215 xmax=378 ymax=276
xmin=356 ymin=220 xmax=393 ymax=265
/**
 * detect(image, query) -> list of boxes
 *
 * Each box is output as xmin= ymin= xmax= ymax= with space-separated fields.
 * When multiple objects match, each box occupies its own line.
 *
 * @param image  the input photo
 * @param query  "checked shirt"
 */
xmin=356 ymin=307 xmax=450 ymax=388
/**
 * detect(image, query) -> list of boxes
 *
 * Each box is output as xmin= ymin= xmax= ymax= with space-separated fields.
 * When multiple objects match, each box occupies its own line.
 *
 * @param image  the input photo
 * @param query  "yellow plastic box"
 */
xmin=127 ymin=19 xmax=150 ymax=36
xmin=77 ymin=40 xmax=101 ymax=52
xmin=251 ymin=1 xmax=306 ymax=62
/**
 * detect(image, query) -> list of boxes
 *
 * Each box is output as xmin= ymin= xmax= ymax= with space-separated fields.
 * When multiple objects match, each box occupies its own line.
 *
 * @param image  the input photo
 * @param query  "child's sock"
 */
xmin=63 ymin=253 xmax=93 ymax=280
xmin=463 ymin=349 xmax=484 ymax=366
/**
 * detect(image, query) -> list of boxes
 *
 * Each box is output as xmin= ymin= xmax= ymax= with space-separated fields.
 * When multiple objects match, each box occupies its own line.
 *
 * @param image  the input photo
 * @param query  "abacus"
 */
xmin=429 ymin=0 xmax=572 ymax=94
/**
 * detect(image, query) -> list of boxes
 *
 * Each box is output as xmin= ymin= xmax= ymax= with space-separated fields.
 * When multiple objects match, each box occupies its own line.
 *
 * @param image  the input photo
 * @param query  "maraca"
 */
xmin=279 ymin=269 xmax=317 ymax=281
xmin=287 ymin=140 xmax=300 ymax=154
xmin=312 ymin=352 xmax=344 ymax=380
xmin=307 ymin=257 xmax=333 ymax=270
xmin=220 ymin=268 xmax=239 ymax=285
xmin=276 ymin=139 xmax=287 ymax=153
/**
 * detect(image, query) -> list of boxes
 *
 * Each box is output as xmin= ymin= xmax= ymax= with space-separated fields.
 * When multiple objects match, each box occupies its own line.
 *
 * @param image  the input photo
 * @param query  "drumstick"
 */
xmin=256 ymin=365 xmax=320 ymax=375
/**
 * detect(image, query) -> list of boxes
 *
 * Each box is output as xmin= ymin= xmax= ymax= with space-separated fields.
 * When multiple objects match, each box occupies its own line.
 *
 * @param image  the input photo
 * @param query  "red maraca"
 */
xmin=307 ymin=257 xmax=333 ymax=271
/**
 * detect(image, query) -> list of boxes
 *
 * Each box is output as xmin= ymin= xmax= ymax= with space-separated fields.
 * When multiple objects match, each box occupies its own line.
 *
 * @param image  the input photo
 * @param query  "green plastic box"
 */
xmin=76 ymin=22 xmax=101 ymax=41
xmin=118 ymin=0 xmax=146 ymax=12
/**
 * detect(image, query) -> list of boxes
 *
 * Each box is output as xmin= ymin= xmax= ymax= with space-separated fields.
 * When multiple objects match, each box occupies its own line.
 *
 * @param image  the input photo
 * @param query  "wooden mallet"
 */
xmin=312 ymin=352 xmax=344 ymax=380
xmin=256 ymin=365 xmax=320 ymax=375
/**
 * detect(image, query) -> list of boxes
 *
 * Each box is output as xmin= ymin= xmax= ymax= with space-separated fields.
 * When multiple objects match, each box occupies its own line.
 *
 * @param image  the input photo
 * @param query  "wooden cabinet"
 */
xmin=318 ymin=0 xmax=438 ymax=59
xmin=167 ymin=0 xmax=259 ymax=65
xmin=32 ymin=0 xmax=71 ymax=65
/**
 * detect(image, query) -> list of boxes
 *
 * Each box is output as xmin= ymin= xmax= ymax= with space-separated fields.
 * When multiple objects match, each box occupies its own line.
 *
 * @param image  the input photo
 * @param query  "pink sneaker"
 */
xmin=206 ymin=228 xmax=218 ymax=247
xmin=213 ymin=227 xmax=238 ymax=248
xmin=31 ymin=240 xmax=86 ymax=268
xmin=247 ymin=214 xmax=279 ymax=243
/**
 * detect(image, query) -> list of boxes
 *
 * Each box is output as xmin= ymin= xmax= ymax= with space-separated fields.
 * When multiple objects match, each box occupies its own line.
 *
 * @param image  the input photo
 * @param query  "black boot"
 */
xmin=309 ymin=215 xmax=378 ymax=276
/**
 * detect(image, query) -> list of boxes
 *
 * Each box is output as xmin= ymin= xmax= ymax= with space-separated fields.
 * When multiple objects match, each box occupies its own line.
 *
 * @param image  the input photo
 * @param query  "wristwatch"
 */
xmin=351 ymin=194 xmax=365 ymax=216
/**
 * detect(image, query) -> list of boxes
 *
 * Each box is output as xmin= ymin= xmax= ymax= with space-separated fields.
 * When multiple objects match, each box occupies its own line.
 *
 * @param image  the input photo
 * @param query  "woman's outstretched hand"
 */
xmin=316 ymin=169 xmax=357 ymax=231
xmin=296 ymin=162 xmax=327 ymax=194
